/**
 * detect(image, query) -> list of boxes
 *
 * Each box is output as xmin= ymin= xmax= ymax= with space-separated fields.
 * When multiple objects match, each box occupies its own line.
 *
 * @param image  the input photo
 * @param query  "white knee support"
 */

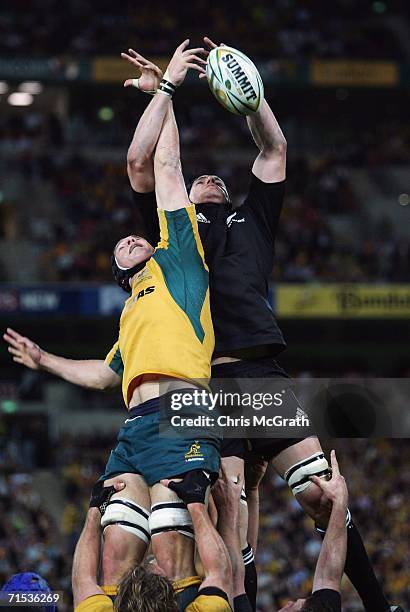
xmin=101 ymin=497 xmax=151 ymax=545
xmin=149 ymin=501 xmax=194 ymax=540
xmin=284 ymin=452 xmax=330 ymax=496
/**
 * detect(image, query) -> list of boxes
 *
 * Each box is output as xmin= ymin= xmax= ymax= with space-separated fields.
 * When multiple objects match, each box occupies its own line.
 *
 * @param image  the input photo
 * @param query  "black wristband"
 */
xmin=158 ymin=78 xmax=177 ymax=97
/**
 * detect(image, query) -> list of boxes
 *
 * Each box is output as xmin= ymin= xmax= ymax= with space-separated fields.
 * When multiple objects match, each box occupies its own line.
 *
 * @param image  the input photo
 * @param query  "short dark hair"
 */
xmin=115 ymin=566 xmax=178 ymax=612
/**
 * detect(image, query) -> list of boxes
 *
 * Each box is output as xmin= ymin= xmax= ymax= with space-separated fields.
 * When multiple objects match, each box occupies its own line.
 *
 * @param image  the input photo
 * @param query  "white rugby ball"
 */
xmin=206 ymin=45 xmax=264 ymax=115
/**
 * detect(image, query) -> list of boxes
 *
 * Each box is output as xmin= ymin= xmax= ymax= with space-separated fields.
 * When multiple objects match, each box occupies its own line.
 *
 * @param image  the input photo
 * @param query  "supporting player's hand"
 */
xmin=89 ymin=479 xmax=125 ymax=515
xmin=121 ymin=49 xmax=163 ymax=92
xmin=310 ymin=450 xmax=348 ymax=508
xmin=245 ymin=456 xmax=268 ymax=493
xmin=161 ymin=469 xmax=212 ymax=505
xmin=165 ymin=39 xmax=207 ymax=87
xmin=3 ymin=327 xmax=43 ymax=370
xmin=212 ymin=463 xmax=244 ymax=513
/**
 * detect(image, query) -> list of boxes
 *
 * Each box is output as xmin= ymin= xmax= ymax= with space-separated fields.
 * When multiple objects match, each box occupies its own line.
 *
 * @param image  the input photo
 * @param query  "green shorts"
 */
xmin=100 ymin=401 xmax=221 ymax=487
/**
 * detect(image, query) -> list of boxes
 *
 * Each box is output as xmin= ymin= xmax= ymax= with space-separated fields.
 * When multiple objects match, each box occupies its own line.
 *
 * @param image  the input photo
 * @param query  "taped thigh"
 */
xmin=284 ymin=452 xmax=330 ymax=496
xmin=101 ymin=497 xmax=151 ymax=545
xmin=149 ymin=501 xmax=194 ymax=540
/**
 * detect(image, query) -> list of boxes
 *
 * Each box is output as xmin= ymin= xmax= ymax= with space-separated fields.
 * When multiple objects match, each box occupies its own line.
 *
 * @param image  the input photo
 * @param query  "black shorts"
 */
xmin=213 ymin=357 xmax=311 ymax=462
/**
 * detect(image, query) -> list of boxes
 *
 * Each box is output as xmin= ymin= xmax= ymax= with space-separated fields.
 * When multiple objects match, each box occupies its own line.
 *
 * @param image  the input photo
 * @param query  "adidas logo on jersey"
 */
xmin=197 ymin=213 xmax=210 ymax=224
xmin=226 ymin=212 xmax=245 ymax=227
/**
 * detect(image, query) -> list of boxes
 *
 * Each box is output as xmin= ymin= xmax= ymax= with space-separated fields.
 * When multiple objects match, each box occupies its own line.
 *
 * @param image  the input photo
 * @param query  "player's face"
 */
xmin=279 ymin=600 xmax=306 ymax=611
xmin=190 ymin=175 xmax=228 ymax=204
xmin=114 ymin=235 xmax=154 ymax=269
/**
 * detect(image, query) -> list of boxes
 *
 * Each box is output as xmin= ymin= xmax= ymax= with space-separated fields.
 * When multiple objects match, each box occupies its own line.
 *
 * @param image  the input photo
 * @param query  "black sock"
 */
xmin=316 ymin=511 xmax=389 ymax=612
xmin=242 ymin=544 xmax=257 ymax=612
xmin=233 ymin=594 xmax=253 ymax=612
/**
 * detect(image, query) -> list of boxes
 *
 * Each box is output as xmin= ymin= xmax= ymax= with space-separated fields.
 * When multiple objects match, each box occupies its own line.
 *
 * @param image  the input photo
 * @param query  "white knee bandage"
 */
xmin=284 ymin=452 xmax=330 ymax=496
xmin=101 ymin=497 xmax=151 ymax=545
xmin=149 ymin=501 xmax=194 ymax=540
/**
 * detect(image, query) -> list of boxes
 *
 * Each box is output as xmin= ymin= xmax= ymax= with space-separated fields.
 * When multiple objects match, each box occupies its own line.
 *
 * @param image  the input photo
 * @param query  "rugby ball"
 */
xmin=206 ymin=46 xmax=264 ymax=116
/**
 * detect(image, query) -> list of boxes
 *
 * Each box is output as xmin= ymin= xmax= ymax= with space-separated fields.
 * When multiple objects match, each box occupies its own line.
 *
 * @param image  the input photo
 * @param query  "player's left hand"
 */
xmin=121 ymin=49 xmax=163 ymax=91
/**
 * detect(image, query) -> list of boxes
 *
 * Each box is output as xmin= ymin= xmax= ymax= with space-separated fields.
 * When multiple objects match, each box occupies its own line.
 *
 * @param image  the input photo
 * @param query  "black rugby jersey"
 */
xmin=132 ymin=173 xmax=286 ymax=357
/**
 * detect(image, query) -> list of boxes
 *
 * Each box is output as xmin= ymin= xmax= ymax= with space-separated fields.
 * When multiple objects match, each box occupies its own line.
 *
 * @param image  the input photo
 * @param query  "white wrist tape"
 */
xmin=131 ymin=78 xmax=156 ymax=95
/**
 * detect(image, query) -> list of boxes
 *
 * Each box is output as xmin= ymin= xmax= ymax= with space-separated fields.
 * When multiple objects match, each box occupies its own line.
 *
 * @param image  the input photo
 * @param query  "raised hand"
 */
xmin=310 ymin=450 xmax=348 ymax=507
xmin=121 ymin=48 xmax=163 ymax=92
xmin=165 ymin=39 xmax=207 ymax=87
xmin=199 ymin=36 xmax=226 ymax=80
xmin=3 ymin=327 xmax=43 ymax=370
xmin=203 ymin=36 xmax=226 ymax=50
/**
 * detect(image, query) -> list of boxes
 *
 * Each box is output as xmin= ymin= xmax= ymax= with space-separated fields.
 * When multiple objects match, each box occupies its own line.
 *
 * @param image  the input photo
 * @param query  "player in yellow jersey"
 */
xmin=4 ymin=41 xmax=223 ymax=605
xmin=97 ymin=41 xmax=224 ymax=596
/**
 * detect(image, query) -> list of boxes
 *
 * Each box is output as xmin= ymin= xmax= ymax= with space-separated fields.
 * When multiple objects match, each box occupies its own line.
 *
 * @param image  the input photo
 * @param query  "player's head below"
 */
xmin=189 ymin=175 xmax=231 ymax=205
xmin=281 ymin=597 xmax=334 ymax=612
xmin=111 ymin=235 xmax=154 ymax=293
xmin=114 ymin=565 xmax=178 ymax=612
xmin=1 ymin=572 xmax=56 ymax=612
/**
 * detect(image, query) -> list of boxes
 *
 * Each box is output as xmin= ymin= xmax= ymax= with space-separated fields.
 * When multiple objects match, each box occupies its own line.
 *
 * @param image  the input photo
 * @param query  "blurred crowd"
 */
xmin=1 ymin=435 xmax=408 ymax=611
xmin=1 ymin=98 xmax=409 ymax=284
xmin=0 ymin=0 xmax=407 ymax=60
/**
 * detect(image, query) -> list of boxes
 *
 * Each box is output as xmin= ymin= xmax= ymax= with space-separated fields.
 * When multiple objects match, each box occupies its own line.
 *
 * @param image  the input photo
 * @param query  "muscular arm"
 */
xmin=4 ymin=327 xmax=120 ymax=391
xmin=312 ymin=499 xmax=347 ymax=593
xmin=127 ymin=100 xmax=161 ymax=193
xmin=215 ymin=491 xmax=244 ymax=599
xmin=127 ymin=90 xmax=175 ymax=193
xmin=247 ymin=99 xmax=287 ymax=183
xmin=188 ymin=503 xmax=233 ymax=598
xmin=154 ymin=102 xmax=189 ymax=211
xmin=311 ymin=452 xmax=348 ymax=593
xmin=72 ymin=508 xmax=104 ymax=607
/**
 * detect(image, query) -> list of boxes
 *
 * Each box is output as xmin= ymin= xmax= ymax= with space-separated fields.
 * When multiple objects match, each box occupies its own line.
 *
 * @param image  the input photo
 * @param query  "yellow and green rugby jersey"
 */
xmin=105 ymin=205 xmax=214 ymax=406
xmin=74 ymin=591 xmax=231 ymax=612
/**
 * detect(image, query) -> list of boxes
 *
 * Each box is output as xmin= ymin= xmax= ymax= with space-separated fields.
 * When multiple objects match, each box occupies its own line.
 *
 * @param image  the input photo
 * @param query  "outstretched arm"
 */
xmin=203 ymin=37 xmax=286 ymax=183
xmin=247 ymin=100 xmax=287 ymax=183
xmin=125 ymin=43 xmax=205 ymax=194
xmin=4 ymin=327 xmax=120 ymax=391
xmin=153 ymin=42 xmax=206 ymax=211
xmin=123 ymin=51 xmax=163 ymax=193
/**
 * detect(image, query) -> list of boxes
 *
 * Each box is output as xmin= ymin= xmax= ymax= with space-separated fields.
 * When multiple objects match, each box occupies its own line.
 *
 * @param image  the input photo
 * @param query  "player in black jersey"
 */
xmin=122 ymin=38 xmax=400 ymax=612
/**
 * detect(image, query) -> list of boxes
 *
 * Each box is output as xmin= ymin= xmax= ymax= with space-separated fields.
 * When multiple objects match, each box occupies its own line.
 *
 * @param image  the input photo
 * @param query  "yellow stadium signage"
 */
xmin=276 ymin=285 xmax=410 ymax=318
xmin=310 ymin=61 xmax=399 ymax=87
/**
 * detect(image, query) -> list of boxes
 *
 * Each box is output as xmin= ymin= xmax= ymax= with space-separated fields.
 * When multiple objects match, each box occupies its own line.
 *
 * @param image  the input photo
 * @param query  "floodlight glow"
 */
xmin=7 ymin=92 xmax=34 ymax=106
xmin=18 ymin=81 xmax=43 ymax=94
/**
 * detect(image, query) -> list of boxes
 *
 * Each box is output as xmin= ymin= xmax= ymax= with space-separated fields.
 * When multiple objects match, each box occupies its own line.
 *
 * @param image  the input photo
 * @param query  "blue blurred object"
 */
xmin=1 ymin=572 xmax=57 ymax=611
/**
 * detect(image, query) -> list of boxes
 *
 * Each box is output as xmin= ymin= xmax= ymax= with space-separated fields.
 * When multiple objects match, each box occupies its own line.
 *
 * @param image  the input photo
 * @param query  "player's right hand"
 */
xmin=121 ymin=49 xmax=163 ymax=92
xmin=3 ymin=327 xmax=43 ymax=370
xmin=165 ymin=39 xmax=207 ymax=87
xmin=310 ymin=450 xmax=348 ymax=507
